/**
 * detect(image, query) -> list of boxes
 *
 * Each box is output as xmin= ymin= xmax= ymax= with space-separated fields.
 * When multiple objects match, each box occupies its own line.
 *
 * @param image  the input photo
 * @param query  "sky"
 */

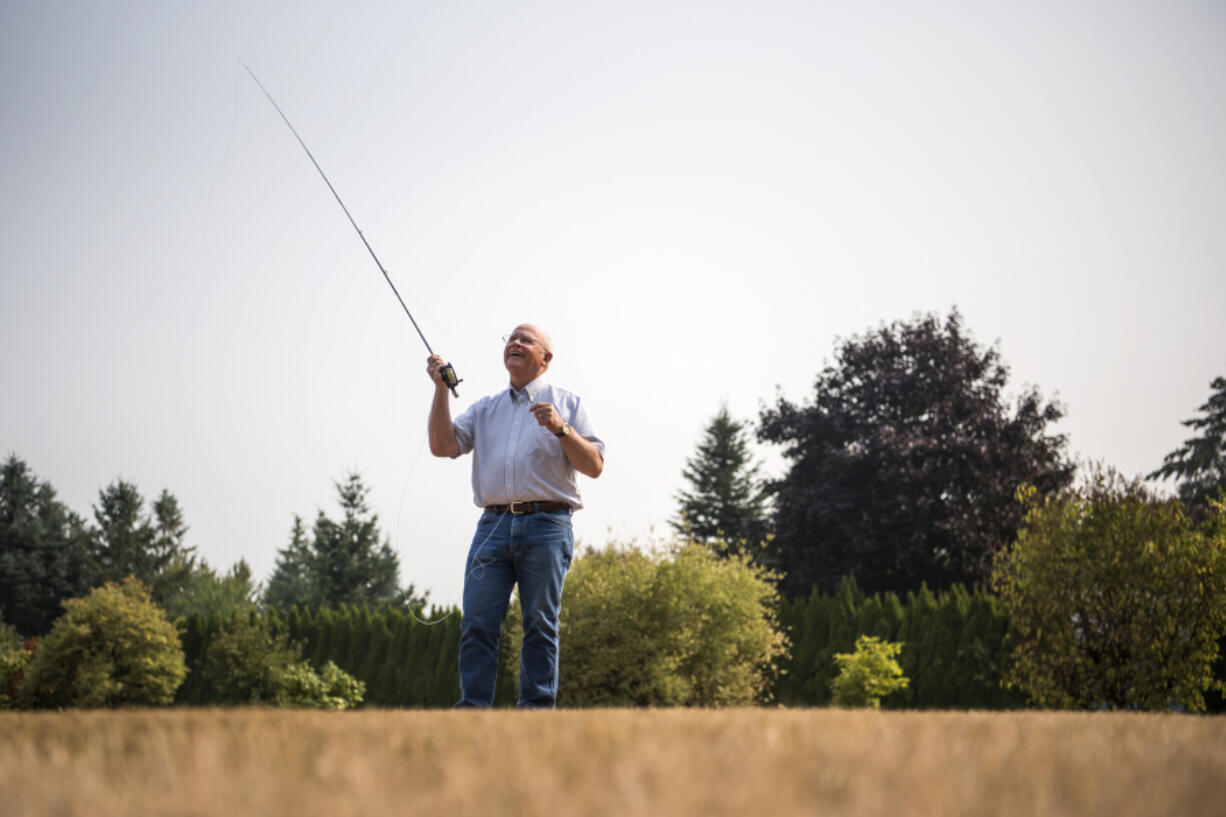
xmin=2 ymin=1 xmax=1224 ymax=608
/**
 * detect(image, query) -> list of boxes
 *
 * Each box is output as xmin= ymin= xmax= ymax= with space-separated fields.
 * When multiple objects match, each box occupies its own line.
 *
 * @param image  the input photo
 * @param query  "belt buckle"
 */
xmin=508 ymin=501 xmax=529 ymax=515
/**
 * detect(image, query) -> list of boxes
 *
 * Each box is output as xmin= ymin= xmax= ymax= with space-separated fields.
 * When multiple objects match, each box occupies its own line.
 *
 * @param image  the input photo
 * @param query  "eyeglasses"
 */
xmin=502 ymin=333 xmax=539 ymax=347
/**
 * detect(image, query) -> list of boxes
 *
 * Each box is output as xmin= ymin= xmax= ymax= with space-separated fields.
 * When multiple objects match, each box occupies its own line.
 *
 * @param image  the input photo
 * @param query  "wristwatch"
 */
xmin=555 ymin=422 xmax=571 ymax=438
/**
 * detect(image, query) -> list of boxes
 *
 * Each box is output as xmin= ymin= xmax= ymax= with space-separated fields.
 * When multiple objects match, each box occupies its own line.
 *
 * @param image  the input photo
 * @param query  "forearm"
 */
xmin=428 ymin=386 xmax=461 ymax=457
xmin=561 ymin=433 xmax=603 ymax=479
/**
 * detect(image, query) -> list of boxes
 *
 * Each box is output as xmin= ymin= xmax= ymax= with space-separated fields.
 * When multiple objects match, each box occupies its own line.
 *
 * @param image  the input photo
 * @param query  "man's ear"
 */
xmin=544 ymin=352 xmax=554 ymax=364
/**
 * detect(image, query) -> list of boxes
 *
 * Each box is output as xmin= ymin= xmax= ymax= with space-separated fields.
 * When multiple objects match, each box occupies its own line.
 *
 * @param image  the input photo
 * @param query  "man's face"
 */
xmin=503 ymin=325 xmax=552 ymax=384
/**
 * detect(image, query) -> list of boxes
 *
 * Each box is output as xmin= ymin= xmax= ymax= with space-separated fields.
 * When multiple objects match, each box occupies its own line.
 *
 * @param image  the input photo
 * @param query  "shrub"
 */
xmin=277 ymin=660 xmax=365 ymax=710
xmin=201 ymin=615 xmax=303 ymax=704
xmin=830 ymin=635 xmax=909 ymax=708
xmin=0 ymin=620 xmax=31 ymax=708
xmin=557 ymin=539 xmax=788 ymax=707
xmin=19 ymin=577 xmax=186 ymax=707
xmin=993 ymin=473 xmax=1226 ymax=711
xmin=201 ymin=614 xmax=364 ymax=709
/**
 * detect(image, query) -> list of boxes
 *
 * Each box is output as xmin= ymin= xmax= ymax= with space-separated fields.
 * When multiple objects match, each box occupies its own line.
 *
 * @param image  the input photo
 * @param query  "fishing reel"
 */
xmin=439 ymin=362 xmax=462 ymax=398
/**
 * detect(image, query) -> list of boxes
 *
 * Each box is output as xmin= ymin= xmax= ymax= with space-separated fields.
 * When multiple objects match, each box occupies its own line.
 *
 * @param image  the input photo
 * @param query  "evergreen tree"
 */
xmin=164 ymin=559 xmax=261 ymax=620
xmin=672 ymin=404 xmax=771 ymax=558
xmin=313 ymin=475 xmax=400 ymax=608
xmin=264 ymin=516 xmax=316 ymax=611
xmin=89 ymin=480 xmax=202 ymax=609
xmin=264 ymin=473 xmax=425 ymax=612
xmin=0 ymin=455 xmax=92 ymax=636
xmin=1149 ymin=375 xmax=1226 ymax=514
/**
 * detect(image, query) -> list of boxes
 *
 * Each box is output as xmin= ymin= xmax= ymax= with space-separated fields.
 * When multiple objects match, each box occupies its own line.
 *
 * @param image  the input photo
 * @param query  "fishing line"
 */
xmin=240 ymin=59 xmax=475 ymax=624
xmin=390 ymin=424 xmax=518 ymax=626
xmin=393 ymin=431 xmax=462 ymax=626
xmin=393 ymin=395 xmax=569 ymax=626
xmin=239 ymin=58 xmax=463 ymax=397
xmin=121 ymin=61 xmax=243 ymax=329
xmin=242 ymin=61 xmax=560 ymax=628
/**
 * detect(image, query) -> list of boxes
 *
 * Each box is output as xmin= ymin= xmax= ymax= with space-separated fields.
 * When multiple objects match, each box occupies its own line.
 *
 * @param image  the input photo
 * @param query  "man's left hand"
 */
xmin=530 ymin=402 xmax=564 ymax=435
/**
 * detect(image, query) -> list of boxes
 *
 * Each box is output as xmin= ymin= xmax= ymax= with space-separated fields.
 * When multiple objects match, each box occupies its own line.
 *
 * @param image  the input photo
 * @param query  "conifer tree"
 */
xmin=0 ymin=455 xmax=92 ymax=636
xmin=672 ymin=404 xmax=771 ymax=558
xmin=1149 ymin=375 xmax=1226 ymax=514
xmin=90 ymin=481 xmax=202 ymax=611
xmin=264 ymin=473 xmax=424 ymax=612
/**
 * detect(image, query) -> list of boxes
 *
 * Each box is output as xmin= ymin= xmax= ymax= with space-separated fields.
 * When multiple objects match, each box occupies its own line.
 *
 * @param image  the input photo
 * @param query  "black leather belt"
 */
xmin=485 ymin=501 xmax=572 ymax=515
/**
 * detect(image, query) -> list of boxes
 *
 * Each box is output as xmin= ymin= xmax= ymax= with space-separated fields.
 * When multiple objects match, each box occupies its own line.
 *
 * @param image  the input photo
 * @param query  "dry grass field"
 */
xmin=2 ymin=708 xmax=1224 ymax=817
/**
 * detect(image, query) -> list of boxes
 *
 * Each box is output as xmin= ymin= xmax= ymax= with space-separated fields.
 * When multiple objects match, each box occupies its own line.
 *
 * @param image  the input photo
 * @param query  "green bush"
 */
xmin=993 ymin=474 xmax=1226 ymax=711
xmin=19 ymin=577 xmax=187 ymax=707
xmin=556 ymin=539 xmax=787 ymax=707
xmin=0 ymin=619 xmax=31 ymax=708
xmin=830 ymin=635 xmax=909 ymax=709
xmin=200 ymin=614 xmax=364 ymax=709
xmin=277 ymin=660 xmax=365 ymax=710
xmin=201 ymin=614 xmax=303 ymax=704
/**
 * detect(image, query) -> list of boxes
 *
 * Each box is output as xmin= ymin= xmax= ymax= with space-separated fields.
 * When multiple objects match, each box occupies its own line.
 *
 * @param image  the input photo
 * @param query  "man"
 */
xmin=426 ymin=324 xmax=604 ymax=708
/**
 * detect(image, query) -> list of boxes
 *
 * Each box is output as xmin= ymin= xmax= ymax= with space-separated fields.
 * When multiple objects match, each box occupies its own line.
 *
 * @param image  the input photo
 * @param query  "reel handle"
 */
xmin=439 ymin=362 xmax=462 ymax=398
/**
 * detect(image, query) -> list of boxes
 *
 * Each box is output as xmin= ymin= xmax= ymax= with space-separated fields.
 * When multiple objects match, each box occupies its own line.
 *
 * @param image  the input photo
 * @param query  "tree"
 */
xmin=0 ymin=455 xmax=93 ymax=636
xmin=163 ymin=559 xmax=261 ymax=621
xmin=992 ymin=471 xmax=1226 ymax=711
xmin=89 ymin=481 xmax=202 ymax=609
xmin=672 ymin=404 xmax=771 ymax=559
xmin=264 ymin=516 xmax=315 ymax=611
xmin=19 ymin=577 xmax=187 ymax=708
xmin=759 ymin=309 xmax=1073 ymax=597
xmin=1149 ymin=375 xmax=1226 ymax=515
xmin=264 ymin=473 xmax=424 ymax=612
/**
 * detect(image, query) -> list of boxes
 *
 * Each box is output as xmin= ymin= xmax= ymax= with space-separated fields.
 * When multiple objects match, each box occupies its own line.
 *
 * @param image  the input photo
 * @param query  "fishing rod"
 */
xmin=240 ymin=59 xmax=462 ymax=397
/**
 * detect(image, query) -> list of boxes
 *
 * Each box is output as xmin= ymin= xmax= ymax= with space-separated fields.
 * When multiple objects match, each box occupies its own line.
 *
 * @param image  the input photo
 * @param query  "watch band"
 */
xmin=555 ymin=422 xmax=571 ymax=438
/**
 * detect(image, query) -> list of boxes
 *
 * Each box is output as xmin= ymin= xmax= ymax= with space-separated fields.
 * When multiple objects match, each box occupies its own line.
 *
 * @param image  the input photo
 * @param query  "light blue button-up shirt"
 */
xmin=452 ymin=375 xmax=604 ymax=510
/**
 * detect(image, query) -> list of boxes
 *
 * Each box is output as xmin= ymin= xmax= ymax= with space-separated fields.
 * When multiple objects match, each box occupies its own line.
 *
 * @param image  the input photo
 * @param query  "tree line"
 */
xmin=672 ymin=308 xmax=1226 ymax=710
xmin=3 ymin=306 xmax=1224 ymax=710
xmin=0 ymin=460 xmax=427 ymax=639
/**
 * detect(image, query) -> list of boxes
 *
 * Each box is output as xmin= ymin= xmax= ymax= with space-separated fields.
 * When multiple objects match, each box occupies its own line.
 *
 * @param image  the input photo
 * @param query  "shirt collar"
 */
xmin=509 ymin=375 xmax=548 ymax=403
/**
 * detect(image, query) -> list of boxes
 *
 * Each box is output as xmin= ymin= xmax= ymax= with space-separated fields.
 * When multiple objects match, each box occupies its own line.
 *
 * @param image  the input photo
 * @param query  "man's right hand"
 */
xmin=426 ymin=354 xmax=449 ymax=390
xmin=426 ymin=353 xmax=461 ymax=457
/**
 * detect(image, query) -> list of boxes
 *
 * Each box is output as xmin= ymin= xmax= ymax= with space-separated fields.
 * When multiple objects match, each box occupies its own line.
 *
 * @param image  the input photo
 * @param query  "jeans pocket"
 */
xmin=539 ymin=509 xmax=573 ymax=530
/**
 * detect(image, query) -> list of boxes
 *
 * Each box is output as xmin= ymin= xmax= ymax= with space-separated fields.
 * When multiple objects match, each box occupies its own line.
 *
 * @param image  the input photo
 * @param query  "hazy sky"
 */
xmin=3 ymin=1 xmax=1224 ymax=607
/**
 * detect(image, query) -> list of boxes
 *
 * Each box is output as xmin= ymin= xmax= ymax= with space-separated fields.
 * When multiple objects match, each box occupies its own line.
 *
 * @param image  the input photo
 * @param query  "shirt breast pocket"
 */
xmin=525 ymin=424 xmax=558 ymax=469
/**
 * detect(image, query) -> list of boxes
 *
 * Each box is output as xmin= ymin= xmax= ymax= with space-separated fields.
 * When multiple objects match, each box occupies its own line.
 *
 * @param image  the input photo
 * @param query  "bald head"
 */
xmin=513 ymin=323 xmax=552 ymax=356
xmin=503 ymin=323 xmax=554 ymax=388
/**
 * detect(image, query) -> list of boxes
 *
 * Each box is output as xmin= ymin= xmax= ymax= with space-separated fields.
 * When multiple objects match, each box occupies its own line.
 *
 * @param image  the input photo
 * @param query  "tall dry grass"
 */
xmin=2 ymin=708 xmax=1224 ymax=817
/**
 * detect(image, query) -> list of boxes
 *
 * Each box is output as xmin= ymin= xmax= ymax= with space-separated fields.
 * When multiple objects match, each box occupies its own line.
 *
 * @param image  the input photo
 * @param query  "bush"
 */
xmin=201 ymin=614 xmax=364 ymax=709
xmin=277 ymin=660 xmax=365 ymax=710
xmin=830 ymin=635 xmax=909 ymax=708
xmin=201 ymin=615 xmax=303 ymax=704
xmin=0 ymin=619 xmax=31 ymax=708
xmin=993 ymin=473 xmax=1226 ymax=711
xmin=556 ymin=539 xmax=787 ymax=707
xmin=19 ymin=577 xmax=187 ymax=707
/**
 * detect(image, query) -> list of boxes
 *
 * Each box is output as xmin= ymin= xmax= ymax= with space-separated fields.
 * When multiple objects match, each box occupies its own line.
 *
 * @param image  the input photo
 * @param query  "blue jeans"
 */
xmin=456 ymin=509 xmax=574 ymax=709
